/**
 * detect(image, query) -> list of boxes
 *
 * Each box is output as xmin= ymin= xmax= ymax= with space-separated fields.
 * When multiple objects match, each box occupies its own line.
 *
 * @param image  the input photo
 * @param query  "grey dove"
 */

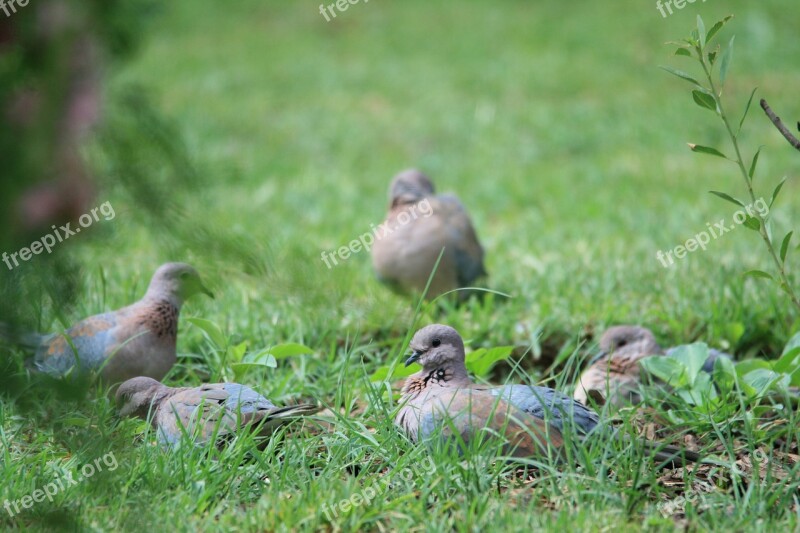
xmin=396 ymin=324 xmax=699 ymax=465
xmin=371 ymin=169 xmax=487 ymax=299
xmin=28 ymin=263 xmax=213 ymax=384
xmin=574 ymin=325 xmax=733 ymax=407
xmin=116 ymin=377 xmax=320 ymax=448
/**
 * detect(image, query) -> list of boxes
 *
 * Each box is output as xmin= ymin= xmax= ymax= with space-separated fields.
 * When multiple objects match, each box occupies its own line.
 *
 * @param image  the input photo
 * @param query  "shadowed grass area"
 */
xmin=2 ymin=0 xmax=800 ymax=530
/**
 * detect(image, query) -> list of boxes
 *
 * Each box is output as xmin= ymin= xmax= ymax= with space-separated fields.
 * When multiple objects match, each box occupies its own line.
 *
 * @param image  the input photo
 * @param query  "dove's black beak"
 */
xmin=405 ymin=351 xmax=423 ymax=367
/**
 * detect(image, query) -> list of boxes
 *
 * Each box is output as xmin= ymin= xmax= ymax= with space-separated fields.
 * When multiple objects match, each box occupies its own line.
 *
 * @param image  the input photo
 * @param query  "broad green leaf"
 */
xmin=738 ymin=88 xmax=758 ymax=134
xmin=719 ymin=36 xmax=735 ymax=85
xmin=774 ymin=347 xmax=800 ymax=376
xmin=770 ymin=177 xmax=787 ymax=208
xmin=675 ymin=48 xmax=692 ymax=57
xmin=749 ymin=147 xmax=762 ymax=180
xmin=743 ymin=270 xmax=773 ymax=281
xmin=689 ymin=144 xmax=728 ymax=158
xmin=659 ymin=66 xmax=700 ymax=86
xmin=187 ymin=317 xmax=227 ymax=349
xmin=640 ymin=356 xmax=688 ymax=388
xmin=692 ymin=90 xmax=717 ymax=111
xmin=742 ymin=369 xmax=785 ymax=397
xmin=713 ymin=355 xmax=737 ymax=395
xmin=706 ymin=15 xmax=734 ymax=44
xmin=742 ymin=217 xmax=760 ymax=231
xmin=465 ymin=346 xmax=514 ymax=378
xmin=231 ymin=360 xmax=277 ymax=382
xmin=709 ymin=190 xmax=744 ymax=207
xmin=667 ymin=343 xmax=710 ymax=386
xmin=228 ymin=341 xmax=248 ymax=363
xmin=697 ymin=16 xmax=707 ymax=50
xmin=244 ymin=348 xmax=279 ymax=367
xmin=735 ymin=358 xmax=772 ymax=377
xmin=780 ymin=231 xmax=793 ymax=263
xmin=370 ymin=363 xmax=418 ymax=382
xmin=780 ymin=332 xmax=800 ymax=358
xmin=268 ymin=343 xmax=315 ymax=359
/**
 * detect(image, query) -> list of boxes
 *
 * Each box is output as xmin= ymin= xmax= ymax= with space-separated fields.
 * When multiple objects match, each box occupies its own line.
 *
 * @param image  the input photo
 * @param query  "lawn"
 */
xmin=2 ymin=0 xmax=800 ymax=530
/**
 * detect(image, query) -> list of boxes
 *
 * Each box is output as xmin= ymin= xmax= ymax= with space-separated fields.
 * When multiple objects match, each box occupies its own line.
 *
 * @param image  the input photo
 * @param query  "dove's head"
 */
xmin=389 ymin=169 xmax=435 ymax=207
xmin=598 ymin=326 xmax=660 ymax=357
xmin=405 ymin=324 xmax=467 ymax=372
xmin=146 ymin=262 xmax=214 ymax=305
xmin=116 ymin=377 xmax=166 ymax=419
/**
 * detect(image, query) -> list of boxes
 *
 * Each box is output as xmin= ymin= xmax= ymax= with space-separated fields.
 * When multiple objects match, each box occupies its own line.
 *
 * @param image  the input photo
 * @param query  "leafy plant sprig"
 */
xmin=662 ymin=15 xmax=800 ymax=313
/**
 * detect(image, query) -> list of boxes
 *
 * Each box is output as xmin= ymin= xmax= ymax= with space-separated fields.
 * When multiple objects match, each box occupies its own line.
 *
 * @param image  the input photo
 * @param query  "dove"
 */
xmin=574 ymin=325 xmax=733 ymax=407
xmin=371 ymin=169 xmax=487 ymax=299
xmin=116 ymin=376 xmax=320 ymax=448
xmin=396 ymin=324 xmax=699 ymax=465
xmin=28 ymin=262 xmax=213 ymax=384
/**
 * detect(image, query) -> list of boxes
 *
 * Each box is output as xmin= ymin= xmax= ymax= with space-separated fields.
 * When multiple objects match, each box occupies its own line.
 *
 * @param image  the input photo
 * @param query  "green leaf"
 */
xmin=774 ymin=347 xmax=800 ymax=376
xmin=706 ymin=15 xmax=734 ymax=44
xmin=743 ymin=270 xmax=773 ymax=281
xmin=697 ymin=16 xmax=707 ymax=50
xmin=692 ymin=90 xmax=717 ymax=112
xmin=719 ymin=36 xmax=735 ymax=85
xmin=659 ymin=66 xmax=700 ymax=86
xmin=742 ymin=217 xmax=761 ymax=231
xmin=640 ymin=356 xmax=688 ymax=388
xmin=268 ymin=343 xmax=315 ymax=359
xmin=742 ymin=369 xmax=786 ymax=397
xmin=244 ymin=348 xmax=279 ymax=367
xmin=465 ymin=346 xmax=514 ymax=378
xmin=748 ymin=147 xmax=762 ymax=180
xmin=690 ymin=144 xmax=728 ymax=158
xmin=713 ymin=355 xmax=737 ymax=395
xmin=738 ymin=88 xmax=758 ymax=134
xmin=228 ymin=341 xmax=248 ymax=363
xmin=780 ymin=332 xmax=800 ymax=358
xmin=187 ymin=317 xmax=227 ymax=349
xmin=675 ymin=48 xmax=692 ymax=57
xmin=735 ymin=359 xmax=772 ymax=377
xmin=370 ymin=363 xmax=418 ymax=382
xmin=770 ymin=177 xmax=787 ymax=208
xmin=780 ymin=231 xmax=793 ymax=263
xmin=709 ymin=190 xmax=745 ymax=207
xmin=666 ymin=343 xmax=710 ymax=387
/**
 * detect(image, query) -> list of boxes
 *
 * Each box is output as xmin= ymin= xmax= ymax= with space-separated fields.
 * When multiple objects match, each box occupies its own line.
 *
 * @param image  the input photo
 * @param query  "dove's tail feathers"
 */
xmin=643 ymin=441 xmax=702 ymax=468
xmin=267 ymin=403 xmax=322 ymax=419
xmin=245 ymin=403 xmax=321 ymax=436
xmin=0 ymin=322 xmax=46 ymax=350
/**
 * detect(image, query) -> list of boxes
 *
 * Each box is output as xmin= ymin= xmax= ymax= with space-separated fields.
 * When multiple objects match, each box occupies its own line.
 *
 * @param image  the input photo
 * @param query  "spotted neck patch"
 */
xmin=140 ymin=300 xmax=179 ymax=339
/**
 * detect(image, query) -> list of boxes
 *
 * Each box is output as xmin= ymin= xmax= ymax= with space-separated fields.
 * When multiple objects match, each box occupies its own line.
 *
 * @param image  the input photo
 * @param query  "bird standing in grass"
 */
xmin=116 ymin=377 xmax=320 ymax=448
xmin=573 ymin=325 xmax=732 ymax=407
xmin=371 ymin=169 xmax=486 ymax=300
xmin=27 ymin=262 xmax=213 ymax=384
xmin=396 ymin=324 xmax=699 ymax=465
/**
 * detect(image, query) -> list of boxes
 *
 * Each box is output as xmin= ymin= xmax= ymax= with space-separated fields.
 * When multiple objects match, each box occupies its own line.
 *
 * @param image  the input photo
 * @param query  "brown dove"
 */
xmin=371 ymin=169 xmax=487 ymax=299
xmin=116 ymin=377 xmax=320 ymax=448
xmin=574 ymin=325 xmax=732 ymax=407
xmin=29 ymin=263 xmax=214 ymax=385
xmin=396 ymin=325 xmax=700 ymax=465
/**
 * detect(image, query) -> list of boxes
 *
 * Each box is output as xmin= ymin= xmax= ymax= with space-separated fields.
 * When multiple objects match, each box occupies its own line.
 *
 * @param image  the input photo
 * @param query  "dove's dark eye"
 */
xmin=432 ymin=339 xmax=441 ymax=347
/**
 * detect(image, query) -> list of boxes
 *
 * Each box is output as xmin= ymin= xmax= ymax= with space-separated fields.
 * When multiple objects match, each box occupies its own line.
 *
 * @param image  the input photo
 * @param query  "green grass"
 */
xmin=3 ymin=0 xmax=800 ymax=530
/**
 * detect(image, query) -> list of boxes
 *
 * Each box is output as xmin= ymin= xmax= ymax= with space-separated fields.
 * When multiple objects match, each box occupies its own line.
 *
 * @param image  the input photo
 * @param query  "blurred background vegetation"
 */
xmin=1 ymin=0 xmax=798 ymax=369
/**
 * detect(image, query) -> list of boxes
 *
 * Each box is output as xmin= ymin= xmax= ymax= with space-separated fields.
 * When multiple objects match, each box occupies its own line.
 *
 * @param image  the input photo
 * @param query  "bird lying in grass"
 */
xmin=116 ymin=376 xmax=320 ymax=448
xmin=573 ymin=325 xmax=732 ymax=407
xmin=396 ymin=324 xmax=700 ymax=467
xmin=4 ymin=263 xmax=213 ymax=385
xmin=371 ymin=169 xmax=487 ymax=300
